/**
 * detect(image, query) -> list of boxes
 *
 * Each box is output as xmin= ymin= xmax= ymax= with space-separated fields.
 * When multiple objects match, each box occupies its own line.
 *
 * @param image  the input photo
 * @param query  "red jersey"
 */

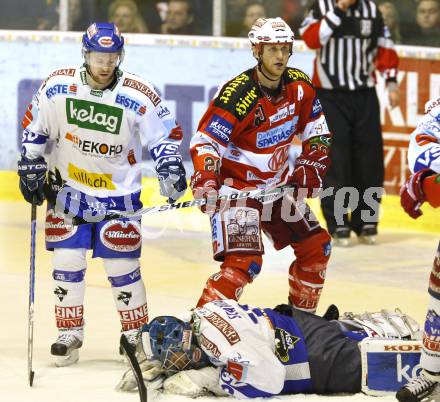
xmin=190 ymin=67 xmax=331 ymax=190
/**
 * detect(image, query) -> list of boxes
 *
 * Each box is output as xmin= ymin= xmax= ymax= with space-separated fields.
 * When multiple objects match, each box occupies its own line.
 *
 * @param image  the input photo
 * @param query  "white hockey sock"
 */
xmin=52 ymin=248 xmax=87 ymax=330
xmin=421 ymin=296 xmax=440 ymax=373
xmin=104 ymin=258 xmax=148 ymax=331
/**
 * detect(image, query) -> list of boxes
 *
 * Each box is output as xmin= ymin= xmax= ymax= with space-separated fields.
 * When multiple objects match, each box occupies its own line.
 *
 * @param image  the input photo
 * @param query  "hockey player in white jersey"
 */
xmin=117 ymin=299 xmax=423 ymax=398
xmin=17 ymin=22 xmax=187 ymax=366
xmin=397 ymin=97 xmax=440 ymax=401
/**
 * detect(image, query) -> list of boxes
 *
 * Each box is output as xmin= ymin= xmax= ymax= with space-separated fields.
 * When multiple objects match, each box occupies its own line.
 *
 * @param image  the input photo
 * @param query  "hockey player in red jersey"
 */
xmin=190 ymin=17 xmax=332 ymax=312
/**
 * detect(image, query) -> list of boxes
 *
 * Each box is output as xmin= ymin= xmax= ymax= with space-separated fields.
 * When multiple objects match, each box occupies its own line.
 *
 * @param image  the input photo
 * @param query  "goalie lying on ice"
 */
xmin=116 ymin=299 xmax=427 ymax=398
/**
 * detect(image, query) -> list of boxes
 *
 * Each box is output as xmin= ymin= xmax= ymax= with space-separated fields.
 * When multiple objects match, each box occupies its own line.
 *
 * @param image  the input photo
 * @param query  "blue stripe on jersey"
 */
xmin=264 ymin=308 xmax=313 ymax=394
xmin=22 ymin=129 xmax=48 ymax=144
xmin=108 ymin=267 xmax=141 ymax=287
xmin=53 ymin=269 xmax=85 ymax=282
xmin=58 ymin=185 xmax=142 ymax=220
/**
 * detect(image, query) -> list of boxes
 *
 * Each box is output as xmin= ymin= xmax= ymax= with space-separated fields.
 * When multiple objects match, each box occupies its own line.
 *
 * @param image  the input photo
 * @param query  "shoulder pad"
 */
xmin=120 ymin=72 xmax=162 ymax=107
xmin=214 ymin=70 xmax=259 ymax=120
xmin=284 ymin=68 xmax=312 ymax=85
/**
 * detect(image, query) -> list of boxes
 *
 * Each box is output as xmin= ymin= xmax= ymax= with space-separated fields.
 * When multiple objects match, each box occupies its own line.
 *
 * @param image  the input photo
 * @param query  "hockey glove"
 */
xmin=163 ymin=367 xmax=227 ymax=397
xmin=190 ymin=170 xmax=220 ymax=215
xmin=17 ymin=155 xmax=47 ymax=205
xmin=115 ymin=359 xmax=165 ymax=393
xmin=400 ymin=168 xmax=436 ymax=219
xmin=156 ymin=157 xmax=187 ymax=204
xmin=291 ymin=150 xmax=330 ymax=198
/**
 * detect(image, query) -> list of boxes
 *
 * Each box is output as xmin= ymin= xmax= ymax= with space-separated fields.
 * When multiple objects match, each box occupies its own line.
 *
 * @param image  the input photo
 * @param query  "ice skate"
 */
xmin=396 ymin=370 xmax=440 ymax=402
xmin=358 ymin=225 xmax=377 ymax=245
xmin=120 ymin=328 xmax=145 ymax=362
xmin=332 ymin=227 xmax=350 ymax=247
xmin=51 ymin=328 xmax=83 ymax=367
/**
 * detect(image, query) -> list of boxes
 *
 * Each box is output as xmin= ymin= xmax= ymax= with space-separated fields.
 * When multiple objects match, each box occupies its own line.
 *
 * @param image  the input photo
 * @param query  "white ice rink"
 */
xmin=1 ymin=200 xmax=438 ymax=402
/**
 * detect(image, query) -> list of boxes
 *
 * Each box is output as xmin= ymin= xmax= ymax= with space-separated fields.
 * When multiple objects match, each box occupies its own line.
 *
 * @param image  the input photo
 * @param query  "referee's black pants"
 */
xmin=317 ymin=88 xmax=384 ymax=236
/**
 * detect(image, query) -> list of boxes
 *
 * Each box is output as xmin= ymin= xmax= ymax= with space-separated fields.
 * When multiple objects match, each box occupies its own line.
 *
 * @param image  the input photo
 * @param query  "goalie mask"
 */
xmin=141 ymin=316 xmax=209 ymax=374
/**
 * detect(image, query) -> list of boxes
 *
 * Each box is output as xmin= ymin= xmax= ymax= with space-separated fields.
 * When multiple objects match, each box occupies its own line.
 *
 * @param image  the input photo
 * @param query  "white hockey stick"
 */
xmin=72 ymin=185 xmax=295 ymax=225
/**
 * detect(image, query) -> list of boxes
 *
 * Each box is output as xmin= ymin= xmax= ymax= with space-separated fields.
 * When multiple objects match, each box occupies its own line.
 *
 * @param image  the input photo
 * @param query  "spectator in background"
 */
xmin=407 ymin=0 xmax=440 ymax=47
xmin=264 ymin=0 xmax=308 ymax=37
xmin=378 ymin=1 xmax=402 ymax=43
xmin=36 ymin=0 xmax=91 ymax=31
xmin=161 ymin=0 xmax=195 ymax=35
xmin=108 ymin=0 xmax=149 ymax=33
xmin=238 ymin=1 xmax=267 ymax=37
xmin=226 ymin=0 xmax=248 ymax=36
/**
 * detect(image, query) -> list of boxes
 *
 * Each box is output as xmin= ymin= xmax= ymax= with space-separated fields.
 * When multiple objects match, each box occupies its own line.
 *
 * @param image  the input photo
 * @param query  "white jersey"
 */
xmin=22 ymin=66 xmax=183 ymax=197
xmin=407 ymin=97 xmax=440 ymax=174
xmin=192 ymin=299 xmax=312 ymax=398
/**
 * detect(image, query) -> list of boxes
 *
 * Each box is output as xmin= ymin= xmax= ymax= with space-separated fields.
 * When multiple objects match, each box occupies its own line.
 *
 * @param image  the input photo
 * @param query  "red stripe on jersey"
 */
xmin=311 ymin=58 xmax=323 ymax=88
xmin=301 ymin=21 xmax=322 ymax=50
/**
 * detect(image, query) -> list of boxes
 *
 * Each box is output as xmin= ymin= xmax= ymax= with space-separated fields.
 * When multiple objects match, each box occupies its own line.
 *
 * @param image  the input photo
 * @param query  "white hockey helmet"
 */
xmin=248 ymin=17 xmax=294 ymax=48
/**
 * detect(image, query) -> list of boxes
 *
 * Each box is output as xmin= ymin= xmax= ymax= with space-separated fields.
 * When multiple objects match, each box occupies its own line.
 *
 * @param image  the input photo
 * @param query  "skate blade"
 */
xmin=333 ymin=238 xmax=350 ymax=247
xmin=358 ymin=235 xmax=376 ymax=245
xmin=55 ymin=349 xmax=79 ymax=367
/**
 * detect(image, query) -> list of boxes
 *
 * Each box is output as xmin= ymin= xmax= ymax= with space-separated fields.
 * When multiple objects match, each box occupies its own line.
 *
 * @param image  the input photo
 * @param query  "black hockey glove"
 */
xmin=156 ymin=157 xmax=187 ymax=204
xmin=17 ymin=155 xmax=47 ymax=205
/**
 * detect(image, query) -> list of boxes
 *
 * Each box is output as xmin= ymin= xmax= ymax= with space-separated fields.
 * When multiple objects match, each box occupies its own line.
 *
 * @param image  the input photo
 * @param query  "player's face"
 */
xmin=260 ymin=44 xmax=291 ymax=79
xmin=86 ymin=52 xmax=120 ymax=86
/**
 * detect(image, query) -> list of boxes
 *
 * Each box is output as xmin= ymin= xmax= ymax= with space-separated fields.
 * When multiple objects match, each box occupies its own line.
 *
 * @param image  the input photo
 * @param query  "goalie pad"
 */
xmin=163 ymin=367 xmax=227 ymax=397
xmin=338 ymin=309 xmax=422 ymax=340
xmin=361 ymin=338 xmax=422 ymax=396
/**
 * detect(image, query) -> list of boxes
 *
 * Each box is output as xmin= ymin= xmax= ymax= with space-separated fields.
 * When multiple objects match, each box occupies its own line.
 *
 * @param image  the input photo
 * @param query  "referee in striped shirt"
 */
xmin=300 ymin=0 xmax=400 ymax=246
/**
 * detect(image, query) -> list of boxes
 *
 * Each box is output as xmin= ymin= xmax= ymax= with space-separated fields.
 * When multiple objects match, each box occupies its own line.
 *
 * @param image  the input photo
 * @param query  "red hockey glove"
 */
xmin=190 ymin=170 xmax=220 ymax=214
xmin=400 ymin=168 xmax=435 ymax=219
xmin=291 ymin=150 xmax=330 ymax=198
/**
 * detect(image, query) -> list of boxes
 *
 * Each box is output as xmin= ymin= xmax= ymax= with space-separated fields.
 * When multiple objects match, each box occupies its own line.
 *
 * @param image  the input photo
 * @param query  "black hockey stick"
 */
xmin=120 ymin=334 xmax=147 ymax=402
xmin=72 ymin=185 xmax=295 ymax=225
xmin=27 ymin=196 xmax=37 ymax=386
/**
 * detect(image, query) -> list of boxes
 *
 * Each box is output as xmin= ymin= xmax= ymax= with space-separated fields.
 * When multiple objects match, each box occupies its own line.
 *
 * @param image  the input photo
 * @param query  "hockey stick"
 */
xmin=72 ymin=185 xmax=295 ymax=225
xmin=120 ymin=334 xmax=147 ymax=402
xmin=27 ymin=196 xmax=37 ymax=387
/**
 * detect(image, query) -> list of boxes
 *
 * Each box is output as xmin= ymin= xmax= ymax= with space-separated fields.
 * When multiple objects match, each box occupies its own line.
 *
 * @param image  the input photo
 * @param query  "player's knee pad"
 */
xmin=196 ymin=255 xmax=262 ymax=308
xmin=103 ymin=258 xmax=148 ymax=331
xmin=52 ymin=248 xmax=87 ymax=329
xmin=288 ymin=230 xmax=331 ymax=313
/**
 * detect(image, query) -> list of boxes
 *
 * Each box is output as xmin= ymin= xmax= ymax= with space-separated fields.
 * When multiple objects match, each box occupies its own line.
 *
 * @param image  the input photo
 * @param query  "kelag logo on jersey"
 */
xmin=115 ymin=93 xmax=146 ymax=116
xmin=66 ymin=98 xmax=123 ymax=134
xmin=205 ymin=115 xmax=233 ymax=145
xmin=310 ymin=97 xmax=323 ymax=118
xmin=256 ymin=118 xmax=298 ymax=148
